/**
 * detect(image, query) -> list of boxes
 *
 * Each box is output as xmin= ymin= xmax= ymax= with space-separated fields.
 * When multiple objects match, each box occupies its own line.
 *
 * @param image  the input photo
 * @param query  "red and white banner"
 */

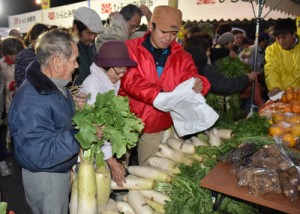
xmin=8 ymin=0 xmax=294 ymax=33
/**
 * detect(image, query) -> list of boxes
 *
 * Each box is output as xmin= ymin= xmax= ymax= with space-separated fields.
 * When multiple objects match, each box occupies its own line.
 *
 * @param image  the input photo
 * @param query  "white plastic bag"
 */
xmin=153 ymin=78 xmax=219 ymax=137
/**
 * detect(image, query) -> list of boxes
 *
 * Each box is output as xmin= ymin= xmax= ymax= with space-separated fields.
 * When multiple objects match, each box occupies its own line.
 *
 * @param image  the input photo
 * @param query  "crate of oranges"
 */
xmin=259 ymin=87 xmax=300 ymax=117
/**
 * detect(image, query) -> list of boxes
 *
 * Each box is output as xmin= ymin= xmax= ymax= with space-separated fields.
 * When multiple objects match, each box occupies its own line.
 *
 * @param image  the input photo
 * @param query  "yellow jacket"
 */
xmin=264 ymin=38 xmax=300 ymax=91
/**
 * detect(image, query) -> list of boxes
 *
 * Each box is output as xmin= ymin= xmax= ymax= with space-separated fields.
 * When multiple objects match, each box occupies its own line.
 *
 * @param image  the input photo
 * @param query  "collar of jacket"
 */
xmin=289 ymin=35 xmax=299 ymax=50
xmin=26 ymin=60 xmax=59 ymax=95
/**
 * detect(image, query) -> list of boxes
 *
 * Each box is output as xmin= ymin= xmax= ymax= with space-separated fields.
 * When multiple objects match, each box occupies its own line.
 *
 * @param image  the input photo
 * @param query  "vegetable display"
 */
xmin=70 ymin=91 xmax=144 ymax=214
xmin=106 ymin=124 xmax=269 ymax=214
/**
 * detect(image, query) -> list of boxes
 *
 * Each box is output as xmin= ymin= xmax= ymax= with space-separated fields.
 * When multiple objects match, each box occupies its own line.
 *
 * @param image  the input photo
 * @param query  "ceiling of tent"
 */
xmin=261 ymin=0 xmax=300 ymax=16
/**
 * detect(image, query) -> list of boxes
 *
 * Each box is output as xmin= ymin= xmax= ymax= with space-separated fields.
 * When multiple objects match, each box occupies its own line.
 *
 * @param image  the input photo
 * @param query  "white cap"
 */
xmin=74 ymin=7 xmax=104 ymax=34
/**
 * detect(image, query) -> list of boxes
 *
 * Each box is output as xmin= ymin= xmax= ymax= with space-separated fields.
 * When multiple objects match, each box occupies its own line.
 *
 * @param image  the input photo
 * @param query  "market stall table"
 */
xmin=200 ymin=163 xmax=300 ymax=214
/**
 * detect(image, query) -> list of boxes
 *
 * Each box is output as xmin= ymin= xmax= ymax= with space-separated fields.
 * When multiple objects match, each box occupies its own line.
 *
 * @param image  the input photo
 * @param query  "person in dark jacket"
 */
xmin=14 ymin=23 xmax=49 ymax=88
xmin=184 ymin=33 xmax=257 ymax=96
xmin=8 ymin=30 xmax=87 ymax=214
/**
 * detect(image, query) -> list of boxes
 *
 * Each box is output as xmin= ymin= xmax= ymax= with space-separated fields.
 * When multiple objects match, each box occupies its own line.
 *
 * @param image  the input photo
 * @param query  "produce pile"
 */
xmin=70 ymin=91 xmax=144 ymax=214
xmin=106 ymin=129 xmax=261 ymax=214
xmin=69 ymin=87 xmax=300 ymax=213
xmin=101 ymin=114 xmax=274 ymax=214
xmin=259 ymin=87 xmax=300 ymax=152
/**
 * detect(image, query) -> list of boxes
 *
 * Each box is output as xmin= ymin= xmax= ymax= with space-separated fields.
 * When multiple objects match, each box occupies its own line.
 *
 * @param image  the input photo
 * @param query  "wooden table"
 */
xmin=200 ymin=163 xmax=300 ymax=214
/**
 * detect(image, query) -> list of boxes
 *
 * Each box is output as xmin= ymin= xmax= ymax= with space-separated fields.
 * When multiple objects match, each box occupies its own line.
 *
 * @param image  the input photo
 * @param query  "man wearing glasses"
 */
xmin=95 ymin=4 xmax=152 ymax=50
xmin=119 ymin=5 xmax=211 ymax=166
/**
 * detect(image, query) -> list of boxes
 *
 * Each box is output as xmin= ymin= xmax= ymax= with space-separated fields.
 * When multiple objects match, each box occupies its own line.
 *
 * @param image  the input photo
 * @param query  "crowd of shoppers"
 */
xmin=0 ymin=3 xmax=299 ymax=213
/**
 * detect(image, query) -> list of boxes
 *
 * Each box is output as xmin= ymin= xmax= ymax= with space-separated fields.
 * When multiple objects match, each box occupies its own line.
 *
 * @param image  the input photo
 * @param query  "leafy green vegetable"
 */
xmin=165 ymin=161 xmax=217 ymax=214
xmin=218 ymin=195 xmax=257 ymax=214
xmin=0 ymin=202 xmax=7 ymax=214
xmin=72 ymin=90 xmax=144 ymax=167
xmin=232 ymin=113 xmax=271 ymax=139
xmin=196 ymin=112 xmax=273 ymax=158
xmin=216 ymin=56 xmax=251 ymax=77
xmin=206 ymin=56 xmax=252 ymax=124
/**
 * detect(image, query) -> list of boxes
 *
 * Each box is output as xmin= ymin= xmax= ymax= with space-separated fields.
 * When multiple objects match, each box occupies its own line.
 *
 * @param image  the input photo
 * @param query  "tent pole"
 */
xmin=248 ymin=0 xmax=265 ymax=117
xmin=168 ymin=0 xmax=178 ymax=8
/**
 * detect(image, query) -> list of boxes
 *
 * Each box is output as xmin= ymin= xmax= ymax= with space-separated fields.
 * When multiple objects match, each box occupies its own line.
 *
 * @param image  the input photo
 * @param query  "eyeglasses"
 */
xmin=112 ymin=67 xmax=126 ymax=75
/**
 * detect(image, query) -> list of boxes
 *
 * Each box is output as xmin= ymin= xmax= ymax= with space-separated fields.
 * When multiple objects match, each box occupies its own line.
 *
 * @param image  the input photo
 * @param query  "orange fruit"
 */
xmin=292 ymin=101 xmax=300 ymax=114
xmin=294 ymin=91 xmax=298 ymax=100
xmin=281 ymin=93 xmax=288 ymax=103
xmin=272 ymin=113 xmax=285 ymax=124
xmin=282 ymin=132 xmax=296 ymax=148
xmin=282 ymin=104 xmax=292 ymax=113
xmin=269 ymin=124 xmax=285 ymax=137
xmin=291 ymin=124 xmax=300 ymax=137
xmin=286 ymin=86 xmax=295 ymax=94
xmin=288 ymin=114 xmax=300 ymax=124
xmin=286 ymin=92 xmax=294 ymax=102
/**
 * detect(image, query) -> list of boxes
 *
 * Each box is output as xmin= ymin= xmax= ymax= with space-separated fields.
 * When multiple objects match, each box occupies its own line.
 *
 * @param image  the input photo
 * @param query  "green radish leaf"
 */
xmin=72 ymin=90 xmax=144 ymax=166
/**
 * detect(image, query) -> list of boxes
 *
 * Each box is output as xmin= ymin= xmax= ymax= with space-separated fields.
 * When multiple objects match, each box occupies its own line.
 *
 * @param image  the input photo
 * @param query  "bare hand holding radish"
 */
xmin=107 ymin=157 xmax=126 ymax=187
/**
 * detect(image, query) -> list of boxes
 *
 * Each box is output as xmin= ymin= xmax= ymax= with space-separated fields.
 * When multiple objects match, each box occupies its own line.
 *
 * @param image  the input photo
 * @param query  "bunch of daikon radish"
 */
xmin=106 ymin=127 xmax=232 ymax=214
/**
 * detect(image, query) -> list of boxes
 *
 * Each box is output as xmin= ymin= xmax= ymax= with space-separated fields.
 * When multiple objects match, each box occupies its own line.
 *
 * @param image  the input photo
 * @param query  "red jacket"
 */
xmin=119 ymin=33 xmax=211 ymax=133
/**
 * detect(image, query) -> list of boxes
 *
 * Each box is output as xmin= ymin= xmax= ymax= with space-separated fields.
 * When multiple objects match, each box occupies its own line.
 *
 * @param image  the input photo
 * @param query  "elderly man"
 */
xmin=8 ymin=30 xmax=80 ymax=214
xmin=72 ymin=7 xmax=104 ymax=85
xmin=264 ymin=18 xmax=300 ymax=97
xmin=119 ymin=5 xmax=210 ymax=165
xmin=95 ymin=4 xmax=152 ymax=50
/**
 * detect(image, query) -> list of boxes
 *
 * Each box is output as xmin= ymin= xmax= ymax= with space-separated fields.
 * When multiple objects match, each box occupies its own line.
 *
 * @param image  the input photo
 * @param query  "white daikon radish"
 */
xmin=139 ymin=190 xmax=170 ymax=205
xmin=95 ymin=166 xmax=111 ymax=213
xmin=190 ymin=136 xmax=209 ymax=146
xmin=161 ymin=127 xmax=172 ymax=144
xmin=111 ymin=177 xmax=154 ymax=190
xmin=128 ymin=190 xmax=153 ymax=214
xmin=157 ymin=144 xmax=194 ymax=166
xmin=208 ymin=129 xmax=222 ymax=147
xmin=102 ymin=199 xmax=119 ymax=214
xmin=77 ymin=160 xmax=97 ymax=214
xmin=184 ymin=139 xmax=192 ymax=144
xmin=217 ymin=129 xmax=233 ymax=139
xmin=166 ymin=137 xmax=196 ymax=154
xmin=170 ymin=126 xmax=180 ymax=139
xmin=147 ymin=157 xmax=180 ymax=174
xmin=69 ymin=177 xmax=78 ymax=214
xmin=127 ymin=166 xmax=172 ymax=182
xmin=116 ymin=201 xmax=136 ymax=214
xmin=122 ymin=193 xmax=128 ymax=202
xmin=145 ymin=198 xmax=165 ymax=214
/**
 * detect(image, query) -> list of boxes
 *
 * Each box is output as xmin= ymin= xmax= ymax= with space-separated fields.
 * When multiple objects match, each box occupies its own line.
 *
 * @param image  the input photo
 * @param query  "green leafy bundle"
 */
xmin=72 ymin=90 xmax=144 ymax=165
xmin=0 ymin=202 xmax=7 ymax=214
xmin=165 ymin=161 xmax=217 ymax=214
xmin=206 ymin=56 xmax=252 ymax=123
xmin=216 ymin=56 xmax=251 ymax=77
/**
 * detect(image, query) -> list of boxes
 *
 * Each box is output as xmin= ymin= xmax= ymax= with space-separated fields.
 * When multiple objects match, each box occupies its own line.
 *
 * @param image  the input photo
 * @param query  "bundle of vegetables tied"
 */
xmin=70 ymin=91 xmax=144 ymax=214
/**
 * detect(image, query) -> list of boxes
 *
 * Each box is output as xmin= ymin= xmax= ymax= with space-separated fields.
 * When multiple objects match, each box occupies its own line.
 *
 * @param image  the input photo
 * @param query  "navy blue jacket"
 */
xmin=8 ymin=60 xmax=80 ymax=172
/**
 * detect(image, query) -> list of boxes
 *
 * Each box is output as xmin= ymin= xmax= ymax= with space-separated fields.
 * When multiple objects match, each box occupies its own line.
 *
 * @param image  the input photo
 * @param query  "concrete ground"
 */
xmin=0 ymin=155 xmax=31 ymax=214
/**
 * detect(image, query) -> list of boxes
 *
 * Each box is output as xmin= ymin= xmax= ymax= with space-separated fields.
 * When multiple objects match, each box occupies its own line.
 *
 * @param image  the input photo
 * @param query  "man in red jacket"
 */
xmin=119 ymin=5 xmax=211 ymax=165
